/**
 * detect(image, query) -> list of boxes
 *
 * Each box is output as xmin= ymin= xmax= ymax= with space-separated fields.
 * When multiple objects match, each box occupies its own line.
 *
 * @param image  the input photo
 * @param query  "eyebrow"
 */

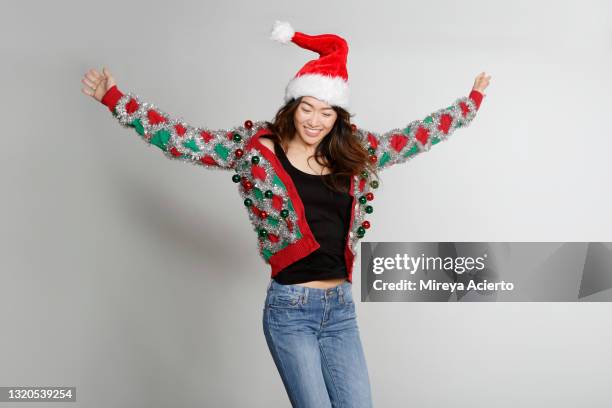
xmin=301 ymin=101 xmax=334 ymax=111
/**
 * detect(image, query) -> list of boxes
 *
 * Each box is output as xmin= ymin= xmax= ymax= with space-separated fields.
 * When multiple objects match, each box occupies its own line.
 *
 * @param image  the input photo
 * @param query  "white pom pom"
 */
xmin=270 ymin=20 xmax=294 ymax=44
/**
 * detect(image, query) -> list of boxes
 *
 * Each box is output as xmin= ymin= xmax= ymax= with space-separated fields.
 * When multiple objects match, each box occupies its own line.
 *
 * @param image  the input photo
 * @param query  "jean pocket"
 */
xmin=268 ymin=292 xmax=302 ymax=309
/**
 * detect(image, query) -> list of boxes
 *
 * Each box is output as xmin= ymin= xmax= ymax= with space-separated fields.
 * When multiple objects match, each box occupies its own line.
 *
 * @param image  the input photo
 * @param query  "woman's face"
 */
xmin=293 ymin=96 xmax=338 ymax=147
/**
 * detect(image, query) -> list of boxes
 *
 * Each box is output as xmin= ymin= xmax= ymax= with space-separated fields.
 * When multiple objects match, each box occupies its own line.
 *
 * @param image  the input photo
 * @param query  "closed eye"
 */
xmin=301 ymin=107 xmax=332 ymax=117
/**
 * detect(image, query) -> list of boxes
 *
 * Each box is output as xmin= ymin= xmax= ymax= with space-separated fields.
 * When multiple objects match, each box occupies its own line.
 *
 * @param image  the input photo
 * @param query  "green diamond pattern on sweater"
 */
xmin=378 ymin=151 xmax=391 ymax=167
xmin=403 ymin=144 xmax=419 ymax=157
xmin=151 ymin=129 xmax=171 ymax=150
xmin=262 ymin=248 xmax=273 ymax=261
xmin=183 ymin=139 xmax=200 ymax=152
xmin=131 ymin=118 xmax=145 ymax=136
xmin=252 ymin=187 xmax=263 ymax=201
xmin=424 ymin=116 xmax=433 ymax=124
xmin=272 ymin=174 xmax=286 ymax=190
xmin=267 ymin=216 xmax=279 ymax=227
xmin=214 ymin=143 xmax=229 ymax=161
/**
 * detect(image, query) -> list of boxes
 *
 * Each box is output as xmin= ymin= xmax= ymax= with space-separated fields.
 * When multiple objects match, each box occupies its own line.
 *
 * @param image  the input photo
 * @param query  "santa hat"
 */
xmin=270 ymin=21 xmax=350 ymax=110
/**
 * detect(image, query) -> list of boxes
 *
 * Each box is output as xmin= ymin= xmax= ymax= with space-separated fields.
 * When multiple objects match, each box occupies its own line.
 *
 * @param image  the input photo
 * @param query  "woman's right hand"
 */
xmin=472 ymin=72 xmax=491 ymax=96
xmin=81 ymin=67 xmax=117 ymax=102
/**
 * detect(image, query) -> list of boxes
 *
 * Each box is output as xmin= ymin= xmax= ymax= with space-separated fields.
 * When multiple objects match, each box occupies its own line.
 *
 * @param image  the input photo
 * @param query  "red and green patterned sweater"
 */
xmin=100 ymin=85 xmax=484 ymax=283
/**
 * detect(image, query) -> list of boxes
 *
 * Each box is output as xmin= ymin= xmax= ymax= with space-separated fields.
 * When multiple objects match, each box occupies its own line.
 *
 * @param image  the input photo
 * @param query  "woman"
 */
xmin=81 ymin=21 xmax=490 ymax=408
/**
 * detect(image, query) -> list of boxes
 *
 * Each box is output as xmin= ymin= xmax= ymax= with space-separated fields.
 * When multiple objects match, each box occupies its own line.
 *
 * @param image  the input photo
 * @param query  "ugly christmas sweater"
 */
xmin=100 ymin=85 xmax=483 ymax=283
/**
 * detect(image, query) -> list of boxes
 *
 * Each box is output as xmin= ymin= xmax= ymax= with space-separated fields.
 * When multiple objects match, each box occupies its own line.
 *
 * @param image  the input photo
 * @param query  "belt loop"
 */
xmin=338 ymin=284 xmax=345 ymax=304
xmin=304 ymin=288 xmax=309 ymax=304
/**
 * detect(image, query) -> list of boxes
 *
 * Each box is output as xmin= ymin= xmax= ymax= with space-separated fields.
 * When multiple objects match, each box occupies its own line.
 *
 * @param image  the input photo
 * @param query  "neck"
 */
xmin=289 ymin=133 xmax=319 ymax=156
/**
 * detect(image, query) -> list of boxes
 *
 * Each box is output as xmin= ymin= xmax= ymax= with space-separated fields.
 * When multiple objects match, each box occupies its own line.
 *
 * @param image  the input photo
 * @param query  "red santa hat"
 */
xmin=270 ymin=21 xmax=350 ymax=110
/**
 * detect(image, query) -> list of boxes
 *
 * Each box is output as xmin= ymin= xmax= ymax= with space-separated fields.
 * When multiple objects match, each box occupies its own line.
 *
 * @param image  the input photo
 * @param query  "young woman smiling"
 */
xmin=81 ymin=20 xmax=490 ymax=408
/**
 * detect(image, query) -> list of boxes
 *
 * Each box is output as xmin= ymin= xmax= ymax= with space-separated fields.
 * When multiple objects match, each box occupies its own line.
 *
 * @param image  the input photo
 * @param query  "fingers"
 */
xmin=102 ymin=66 xmax=117 ymax=89
xmin=81 ymin=87 xmax=94 ymax=96
xmin=85 ymin=68 xmax=100 ymax=82
xmin=474 ymin=72 xmax=492 ymax=90
xmin=102 ymin=66 xmax=113 ymax=80
xmin=81 ymin=76 xmax=97 ymax=89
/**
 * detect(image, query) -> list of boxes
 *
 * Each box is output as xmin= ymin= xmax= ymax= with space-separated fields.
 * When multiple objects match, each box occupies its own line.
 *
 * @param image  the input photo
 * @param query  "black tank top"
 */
xmin=270 ymin=139 xmax=352 ymax=285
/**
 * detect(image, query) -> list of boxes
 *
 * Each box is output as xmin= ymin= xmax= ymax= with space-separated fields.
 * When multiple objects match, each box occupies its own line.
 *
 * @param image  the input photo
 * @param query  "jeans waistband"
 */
xmin=267 ymin=278 xmax=351 ymax=298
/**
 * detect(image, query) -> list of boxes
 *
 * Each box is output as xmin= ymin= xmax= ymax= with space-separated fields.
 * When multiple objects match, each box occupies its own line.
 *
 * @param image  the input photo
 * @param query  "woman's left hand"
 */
xmin=472 ymin=72 xmax=491 ymax=95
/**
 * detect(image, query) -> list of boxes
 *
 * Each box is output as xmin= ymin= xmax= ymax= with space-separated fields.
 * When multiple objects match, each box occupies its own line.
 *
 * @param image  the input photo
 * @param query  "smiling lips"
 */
xmin=304 ymin=126 xmax=322 ymax=137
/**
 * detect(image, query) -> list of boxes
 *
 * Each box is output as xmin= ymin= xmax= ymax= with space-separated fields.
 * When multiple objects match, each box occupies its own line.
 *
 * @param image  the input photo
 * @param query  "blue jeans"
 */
xmin=262 ymin=279 xmax=373 ymax=407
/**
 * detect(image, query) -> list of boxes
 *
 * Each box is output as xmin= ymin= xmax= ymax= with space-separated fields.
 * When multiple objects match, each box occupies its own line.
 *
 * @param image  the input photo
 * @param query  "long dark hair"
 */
xmin=264 ymin=97 xmax=378 ymax=194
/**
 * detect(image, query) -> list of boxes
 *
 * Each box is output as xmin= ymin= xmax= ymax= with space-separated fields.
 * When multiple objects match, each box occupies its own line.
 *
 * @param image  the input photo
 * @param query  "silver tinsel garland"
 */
xmin=110 ymin=90 xmax=480 ymax=267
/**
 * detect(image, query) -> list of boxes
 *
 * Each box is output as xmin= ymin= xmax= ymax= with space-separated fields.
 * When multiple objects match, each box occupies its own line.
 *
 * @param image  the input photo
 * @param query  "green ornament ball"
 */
xmin=264 ymin=190 xmax=273 ymax=198
xmin=358 ymin=196 xmax=367 ymax=204
xmin=251 ymin=156 xmax=260 ymax=164
xmin=357 ymin=226 xmax=366 ymax=236
xmin=368 ymin=147 xmax=376 ymax=155
xmin=244 ymin=198 xmax=253 ymax=207
xmin=232 ymin=133 xmax=242 ymax=143
xmin=365 ymin=205 xmax=374 ymax=214
xmin=360 ymin=170 xmax=368 ymax=178
xmin=370 ymin=180 xmax=379 ymax=189
xmin=232 ymin=174 xmax=241 ymax=183
xmin=280 ymin=209 xmax=289 ymax=218
xmin=258 ymin=229 xmax=268 ymax=238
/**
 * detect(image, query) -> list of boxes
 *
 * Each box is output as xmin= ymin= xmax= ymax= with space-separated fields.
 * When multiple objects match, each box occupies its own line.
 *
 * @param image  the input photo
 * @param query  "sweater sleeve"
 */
xmin=358 ymin=90 xmax=484 ymax=171
xmin=100 ymin=85 xmax=261 ymax=170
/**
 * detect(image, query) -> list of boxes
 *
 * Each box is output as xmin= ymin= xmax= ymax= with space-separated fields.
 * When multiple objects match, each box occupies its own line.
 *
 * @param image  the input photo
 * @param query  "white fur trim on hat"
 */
xmin=270 ymin=21 xmax=295 ymax=44
xmin=285 ymin=74 xmax=350 ymax=109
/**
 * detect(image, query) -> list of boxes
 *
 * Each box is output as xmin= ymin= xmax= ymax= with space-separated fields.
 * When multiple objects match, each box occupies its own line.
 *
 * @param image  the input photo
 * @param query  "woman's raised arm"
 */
xmin=358 ymin=72 xmax=491 ymax=171
xmin=81 ymin=67 xmax=262 ymax=171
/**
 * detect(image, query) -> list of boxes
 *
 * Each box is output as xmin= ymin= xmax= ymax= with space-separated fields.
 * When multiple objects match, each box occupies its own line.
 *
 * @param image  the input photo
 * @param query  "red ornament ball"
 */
xmin=362 ymin=220 xmax=371 ymax=229
xmin=244 ymin=120 xmax=253 ymax=129
xmin=260 ymin=211 xmax=268 ymax=219
xmin=243 ymin=181 xmax=253 ymax=190
xmin=365 ymin=192 xmax=374 ymax=201
xmin=369 ymin=155 xmax=377 ymax=164
xmin=235 ymin=148 xmax=244 ymax=158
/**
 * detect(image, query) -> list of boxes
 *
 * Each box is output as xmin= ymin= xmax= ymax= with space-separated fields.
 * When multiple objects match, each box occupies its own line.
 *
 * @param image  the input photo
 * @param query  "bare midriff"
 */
xmin=295 ymin=277 xmax=348 ymax=289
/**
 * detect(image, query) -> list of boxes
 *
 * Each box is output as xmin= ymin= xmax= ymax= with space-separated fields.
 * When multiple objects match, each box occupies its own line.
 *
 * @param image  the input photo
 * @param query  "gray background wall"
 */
xmin=2 ymin=0 xmax=611 ymax=406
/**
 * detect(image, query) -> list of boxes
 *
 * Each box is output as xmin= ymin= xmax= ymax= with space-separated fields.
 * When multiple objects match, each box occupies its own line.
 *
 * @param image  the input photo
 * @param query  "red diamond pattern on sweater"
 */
xmin=272 ymin=195 xmax=283 ymax=211
xmin=251 ymin=205 xmax=262 ymax=218
xmin=415 ymin=127 xmax=429 ymax=145
xmin=439 ymin=114 xmax=452 ymax=134
xmin=174 ymin=124 xmax=186 ymax=136
xmin=390 ymin=134 xmax=408 ymax=152
xmin=251 ymin=164 xmax=267 ymax=181
xmin=200 ymin=131 xmax=213 ymax=143
xmin=147 ymin=110 xmax=167 ymax=125
xmin=367 ymin=133 xmax=379 ymax=149
xmin=126 ymin=98 xmax=139 ymax=114
xmin=200 ymin=155 xmax=218 ymax=166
